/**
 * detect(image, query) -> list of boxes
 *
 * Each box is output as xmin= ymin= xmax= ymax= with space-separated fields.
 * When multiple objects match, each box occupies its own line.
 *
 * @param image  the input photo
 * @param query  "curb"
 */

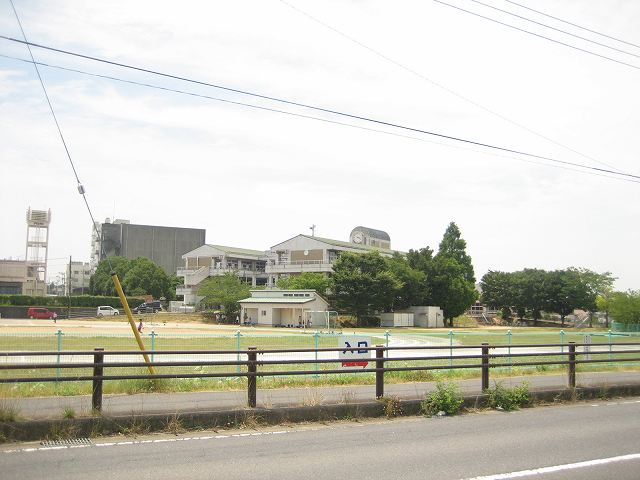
xmin=2 ymin=383 xmax=639 ymax=443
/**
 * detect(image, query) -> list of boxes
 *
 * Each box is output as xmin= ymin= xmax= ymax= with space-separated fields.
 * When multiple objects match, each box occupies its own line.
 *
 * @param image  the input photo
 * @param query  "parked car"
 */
xmin=132 ymin=301 xmax=162 ymax=314
xmin=96 ymin=305 xmax=120 ymax=317
xmin=27 ymin=307 xmax=55 ymax=319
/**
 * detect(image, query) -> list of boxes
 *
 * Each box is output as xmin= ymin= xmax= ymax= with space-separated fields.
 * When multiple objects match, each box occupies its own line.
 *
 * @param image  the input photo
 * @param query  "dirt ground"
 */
xmin=0 ymin=313 xmax=318 ymax=335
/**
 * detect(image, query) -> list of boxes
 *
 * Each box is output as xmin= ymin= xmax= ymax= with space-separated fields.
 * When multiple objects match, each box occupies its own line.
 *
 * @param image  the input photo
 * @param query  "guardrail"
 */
xmin=1 ymin=342 xmax=639 ymax=411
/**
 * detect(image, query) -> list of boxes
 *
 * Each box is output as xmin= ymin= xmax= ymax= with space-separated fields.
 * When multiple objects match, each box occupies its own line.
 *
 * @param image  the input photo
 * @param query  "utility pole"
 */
xmin=309 ymin=224 xmax=316 ymax=237
xmin=68 ymin=255 xmax=72 ymax=320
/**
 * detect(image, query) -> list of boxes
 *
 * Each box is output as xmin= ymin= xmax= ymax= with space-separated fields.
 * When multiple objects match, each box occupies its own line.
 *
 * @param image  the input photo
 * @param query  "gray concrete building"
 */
xmin=91 ymin=218 xmax=206 ymax=275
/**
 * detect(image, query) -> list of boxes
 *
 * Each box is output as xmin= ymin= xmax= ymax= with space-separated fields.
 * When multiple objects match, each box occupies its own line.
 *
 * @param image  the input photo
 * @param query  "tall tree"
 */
xmin=430 ymin=223 xmax=477 ymax=326
xmin=386 ymin=253 xmax=426 ymax=310
xmin=330 ymin=251 xmax=401 ymax=325
xmin=89 ymin=256 xmax=132 ymax=296
xmin=197 ymin=272 xmax=251 ymax=315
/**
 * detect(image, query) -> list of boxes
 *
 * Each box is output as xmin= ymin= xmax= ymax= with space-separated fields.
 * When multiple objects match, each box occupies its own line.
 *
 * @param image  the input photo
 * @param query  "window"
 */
xmin=261 ymin=310 xmax=267 ymax=316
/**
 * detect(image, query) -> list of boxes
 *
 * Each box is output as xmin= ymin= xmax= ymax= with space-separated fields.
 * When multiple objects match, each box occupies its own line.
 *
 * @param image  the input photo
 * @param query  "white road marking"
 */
xmin=463 ymin=453 xmax=640 ymax=479
xmin=1 ymin=430 xmax=292 ymax=454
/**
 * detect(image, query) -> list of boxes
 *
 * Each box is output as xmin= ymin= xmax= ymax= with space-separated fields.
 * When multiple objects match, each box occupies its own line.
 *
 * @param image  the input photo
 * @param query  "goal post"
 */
xmin=306 ymin=310 xmax=339 ymax=331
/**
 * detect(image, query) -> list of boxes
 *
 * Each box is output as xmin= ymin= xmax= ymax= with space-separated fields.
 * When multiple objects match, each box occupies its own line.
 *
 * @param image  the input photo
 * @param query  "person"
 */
xmin=52 ymin=311 xmax=58 ymax=324
xmin=137 ymin=319 xmax=144 ymax=333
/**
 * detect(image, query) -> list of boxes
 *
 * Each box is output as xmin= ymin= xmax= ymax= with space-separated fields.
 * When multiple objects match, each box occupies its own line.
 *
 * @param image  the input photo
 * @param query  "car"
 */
xmin=97 ymin=305 xmax=120 ymax=317
xmin=27 ymin=307 xmax=55 ymax=319
xmin=132 ymin=301 xmax=162 ymax=314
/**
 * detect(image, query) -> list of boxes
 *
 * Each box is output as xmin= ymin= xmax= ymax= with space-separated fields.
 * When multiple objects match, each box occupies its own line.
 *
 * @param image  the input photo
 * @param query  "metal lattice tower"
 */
xmin=25 ymin=207 xmax=51 ymax=294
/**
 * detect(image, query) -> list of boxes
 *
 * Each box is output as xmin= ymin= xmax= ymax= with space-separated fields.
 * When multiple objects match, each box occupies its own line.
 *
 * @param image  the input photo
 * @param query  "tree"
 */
xmin=122 ymin=257 xmax=172 ymax=300
xmin=609 ymin=290 xmax=640 ymax=325
xmin=480 ymin=270 xmax=515 ymax=320
xmin=430 ymin=223 xmax=477 ymax=326
xmin=89 ymin=256 xmax=132 ymax=296
xmin=197 ymin=272 xmax=250 ymax=315
xmin=386 ymin=253 xmax=426 ymax=310
xmin=276 ymin=272 xmax=330 ymax=295
xmin=330 ymin=251 xmax=401 ymax=325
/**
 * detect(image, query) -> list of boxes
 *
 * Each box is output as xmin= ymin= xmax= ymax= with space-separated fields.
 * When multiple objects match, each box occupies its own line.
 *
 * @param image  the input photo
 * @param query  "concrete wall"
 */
xmin=380 ymin=313 xmax=414 ymax=327
xmin=101 ymin=223 xmax=205 ymax=274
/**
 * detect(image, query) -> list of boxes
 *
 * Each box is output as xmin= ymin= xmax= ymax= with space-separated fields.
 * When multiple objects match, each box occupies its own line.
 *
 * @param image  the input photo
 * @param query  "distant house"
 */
xmin=238 ymin=289 xmax=328 ymax=327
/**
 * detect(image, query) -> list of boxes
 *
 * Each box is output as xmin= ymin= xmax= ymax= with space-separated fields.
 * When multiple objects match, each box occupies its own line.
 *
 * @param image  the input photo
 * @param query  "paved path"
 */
xmin=5 ymin=370 xmax=638 ymax=420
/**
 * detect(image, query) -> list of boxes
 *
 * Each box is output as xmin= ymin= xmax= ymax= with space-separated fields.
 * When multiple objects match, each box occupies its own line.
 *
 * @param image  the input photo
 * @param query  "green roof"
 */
xmin=238 ymin=297 xmax=315 ymax=304
xmin=209 ymin=244 xmax=266 ymax=258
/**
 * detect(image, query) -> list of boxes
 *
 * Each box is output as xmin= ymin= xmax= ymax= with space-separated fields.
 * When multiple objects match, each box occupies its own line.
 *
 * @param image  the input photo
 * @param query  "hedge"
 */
xmin=0 ymin=294 xmax=145 ymax=308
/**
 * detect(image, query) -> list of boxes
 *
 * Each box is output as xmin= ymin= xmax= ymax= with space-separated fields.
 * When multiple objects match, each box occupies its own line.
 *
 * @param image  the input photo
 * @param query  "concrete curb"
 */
xmin=2 ymin=383 xmax=640 ymax=443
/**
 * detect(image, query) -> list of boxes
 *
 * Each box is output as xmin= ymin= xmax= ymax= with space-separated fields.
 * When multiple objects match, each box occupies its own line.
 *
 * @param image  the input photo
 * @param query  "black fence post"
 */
xmin=568 ymin=342 xmax=576 ymax=388
xmin=247 ymin=346 xmax=257 ymax=408
xmin=481 ymin=343 xmax=490 ymax=391
xmin=375 ymin=345 xmax=385 ymax=399
xmin=92 ymin=347 xmax=104 ymax=412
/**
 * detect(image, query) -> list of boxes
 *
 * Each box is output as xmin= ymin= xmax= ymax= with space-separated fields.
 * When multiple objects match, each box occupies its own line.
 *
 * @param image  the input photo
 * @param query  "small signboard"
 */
xmin=339 ymin=336 xmax=371 ymax=368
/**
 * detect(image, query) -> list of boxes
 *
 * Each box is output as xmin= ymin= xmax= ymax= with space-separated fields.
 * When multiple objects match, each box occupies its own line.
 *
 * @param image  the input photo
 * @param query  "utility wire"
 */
xmin=3 ymin=52 xmax=639 ymax=186
xmin=433 ymin=0 xmax=640 ymax=71
xmin=7 ymin=0 xmax=111 ymax=271
xmin=278 ymin=0 xmax=625 ymax=174
xmin=504 ymin=0 xmax=640 ymax=50
xmin=1 ymin=35 xmax=639 ymax=182
xmin=468 ymin=0 xmax=640 ymax=59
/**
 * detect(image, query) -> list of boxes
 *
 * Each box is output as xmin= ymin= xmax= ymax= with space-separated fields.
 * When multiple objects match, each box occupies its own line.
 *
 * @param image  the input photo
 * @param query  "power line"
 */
xmin=7 ymin=1 xmax=111 ymax=271
xmin=1 ymin=35 xmax=639 ymax=182
xmin=468 ymin=0 xmax=640 ymax=59
xmin=432 ymin=0 xmax=640 ymax=71
xmin=503 ymin=0 xmax=640 ymax=50
xmin=3 ymin=52 xmax=639 ymax=186
xmin=278 ymin=0 xmax=625 ymax=174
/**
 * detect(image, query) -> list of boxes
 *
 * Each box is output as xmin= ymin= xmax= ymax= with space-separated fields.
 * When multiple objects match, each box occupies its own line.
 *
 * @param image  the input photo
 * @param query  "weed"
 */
xmin=597 ymin=385 xmax=611 ymax=400
xmin=47 ymin=422 xmax=80 ymax=440
xmin=379 ymin=396 xmax=403 ymax=418
xmin=301 ymin=389 xmax=324 ymax=407
xmin=240 ymin=413 xmax=263 ymax=429
xmin=62 ymin=407 xmax=76 ymax=419
xmin=485 ymin=382 xmax=531 ymax=411
xmin=340 ymin=390 xmax=356 ymax=405
xmin=421 ymin=381 xmax=464 ymax=416
xmin=117 ymin=416 xmax=150 ymax=437
xmin=0 ymin=401 xmax=19 ymax=422
xmin=164 ymin=414 xmax=186 ymax=435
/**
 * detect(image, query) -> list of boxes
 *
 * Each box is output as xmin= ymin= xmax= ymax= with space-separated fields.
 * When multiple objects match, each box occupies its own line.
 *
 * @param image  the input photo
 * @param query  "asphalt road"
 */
xmin=3 ymin=397 xmax=640 ymax=480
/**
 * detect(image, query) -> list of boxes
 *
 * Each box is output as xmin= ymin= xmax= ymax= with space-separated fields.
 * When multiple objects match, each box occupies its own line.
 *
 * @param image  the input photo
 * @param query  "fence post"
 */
xmin=235 ymin=330 xmax=241 ymax=375
xmin=56 ymin=329 xmax=63 ymax=379
xmin=150 ymin=330 xmax=156 ymax=363
xmin=314 ymin=331 xmax=320 ymax=378
xmin=507 ymin=329 xmax=512 ymax=369
xmin=448 ymin=330 xmax=454 ymax=367
xmin=375 ymin=345 xmax=385 ymax=399
xmin=247 ymin=346 xmax=257 ymax=408
xmin=568 ymin=342 xmax=576 ymax=388
xmin=92 ymin=347 xmax=104 ymax=413
xmin=384 ymin=330 xmax=390 ymax=359
xmin=481 ymin=343 xmax=490 ymax=391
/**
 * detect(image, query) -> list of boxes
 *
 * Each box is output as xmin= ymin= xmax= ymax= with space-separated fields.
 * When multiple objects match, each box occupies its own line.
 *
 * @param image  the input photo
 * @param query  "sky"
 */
xmin=0 ymin=0 xmax=638 ymax=289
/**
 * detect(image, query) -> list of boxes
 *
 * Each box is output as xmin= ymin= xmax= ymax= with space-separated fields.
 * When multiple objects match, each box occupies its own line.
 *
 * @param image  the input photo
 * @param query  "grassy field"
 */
xmin=1 ymin=318 xmax=639 ymax=398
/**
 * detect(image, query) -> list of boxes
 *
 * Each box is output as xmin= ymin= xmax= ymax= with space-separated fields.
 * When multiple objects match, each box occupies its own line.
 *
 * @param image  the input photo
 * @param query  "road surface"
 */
xmin=3 ymin=397 xmax=640 ymax=479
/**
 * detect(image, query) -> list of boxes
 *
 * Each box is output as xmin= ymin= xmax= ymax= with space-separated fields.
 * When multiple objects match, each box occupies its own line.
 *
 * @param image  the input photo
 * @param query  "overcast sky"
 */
xmin=1 ymin=0 xmax=638 ymax=289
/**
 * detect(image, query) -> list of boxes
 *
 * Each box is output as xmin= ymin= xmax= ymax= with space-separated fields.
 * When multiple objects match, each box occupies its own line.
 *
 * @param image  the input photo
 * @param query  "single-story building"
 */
xmin=238 ymin=289 xmax=329 ymax=327
xmin=380 ymin=306 xmax=445 ymax=328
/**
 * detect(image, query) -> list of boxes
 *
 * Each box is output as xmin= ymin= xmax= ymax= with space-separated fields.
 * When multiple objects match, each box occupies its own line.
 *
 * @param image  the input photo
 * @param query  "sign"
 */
xmin=339 ymin=336 xmax=371 ymax=368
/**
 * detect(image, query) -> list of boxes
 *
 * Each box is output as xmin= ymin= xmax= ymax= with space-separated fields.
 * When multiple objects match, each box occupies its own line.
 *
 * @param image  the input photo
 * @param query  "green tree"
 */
xmin=89 ymin=256 xmax=132 ymax=296
xmin=197 ymin=272 xmax=251 ymax=315
xmin=330 ymin=251 xmax=401 ymax=325
xmin=430 ymin=223 xmax=477 ymax=326
xmin=480 ymin=270 xmax=515 ymax=320
xmin=276 ymin=272 xmax=330 ymax=295
xmin=386 ymin=253 xmax=426 ymax=310
xmin=609 ymin=290 xmax=640 ymax=325
xmin=122 ymin=257 xmax=172 ymax=300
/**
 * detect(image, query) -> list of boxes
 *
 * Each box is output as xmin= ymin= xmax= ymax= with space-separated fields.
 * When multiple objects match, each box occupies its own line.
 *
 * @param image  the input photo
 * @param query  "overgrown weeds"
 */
xmin=485 ymin=382 xmax=531 ymax=411
xmin=379 ymin=396 xmax=403 ymax=418
xmin=421 ymin=381 xmax=464 ymax=416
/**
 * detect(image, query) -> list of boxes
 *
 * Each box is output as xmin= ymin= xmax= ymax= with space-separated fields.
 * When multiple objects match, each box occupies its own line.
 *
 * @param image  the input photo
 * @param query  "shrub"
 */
xmin=421 ymin=381 xmax=464 ymax=416
xmin=379 ymin=395 xmax=403 ymax=418
xmin=485 ymin=382 xmax=530 ymax=411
